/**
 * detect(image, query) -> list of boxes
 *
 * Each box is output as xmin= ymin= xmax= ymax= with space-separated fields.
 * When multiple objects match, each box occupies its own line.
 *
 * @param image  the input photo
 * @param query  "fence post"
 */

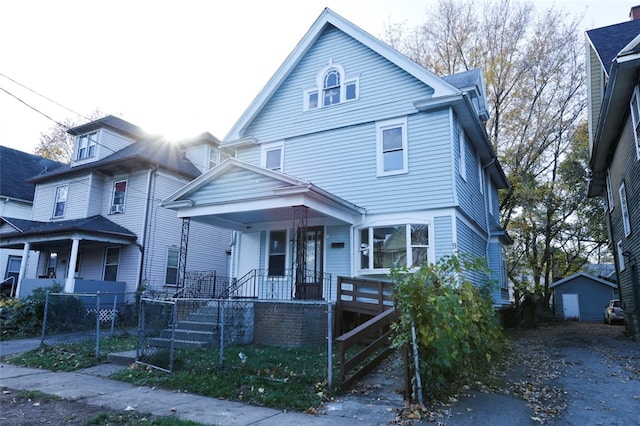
xmin=137 ymin=299 xmax=146 ymax=359
xmin=327 ymin=301 xmax=333 ymax=387
xmin=219 ymin=300 xmax=225 ymax=368
xmin=41 ymin=291 xmax=50 ymax=345
xmin=169 ymin=301 xmax=177 ymax=372
xmin=96 ymin=292 xmax=101 ymax=359
xmin=110 ymin=295 xmax=117 ymax=335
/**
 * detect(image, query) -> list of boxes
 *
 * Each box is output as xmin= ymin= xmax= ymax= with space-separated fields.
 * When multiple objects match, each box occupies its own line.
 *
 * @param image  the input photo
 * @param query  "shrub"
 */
xmin=0 ymin=283 xmax=63 ymax=340
xmin=390 ymin=254 xmax=505 ymax=401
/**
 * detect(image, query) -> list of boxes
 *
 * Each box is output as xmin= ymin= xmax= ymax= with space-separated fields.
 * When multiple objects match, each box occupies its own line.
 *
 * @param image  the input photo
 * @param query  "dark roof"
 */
xmin=67 ymin=115 xmax=149 ymax=139
xmin=1 ymin=215 xmax=136 ymax=240
xmin=0 ymin=146 xmax=65 ymax=202
xmin=587 ymin=19 xmax=640 ymax=75
xmin=442 ymin=68 xmax=482 ymax=90
xmin=30 ymin=136 xmax=201 ymax=184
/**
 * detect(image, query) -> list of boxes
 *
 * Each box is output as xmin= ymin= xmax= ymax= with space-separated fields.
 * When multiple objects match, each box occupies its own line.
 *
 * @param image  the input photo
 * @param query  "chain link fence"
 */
xmin=41 ymin=291 xmax=139 ymax=358
xmin=137 ymin=297 xmax=254 ymax=372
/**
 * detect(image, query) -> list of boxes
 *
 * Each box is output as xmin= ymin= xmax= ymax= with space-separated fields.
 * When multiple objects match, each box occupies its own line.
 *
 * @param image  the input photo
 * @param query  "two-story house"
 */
xmin=161 ymin=9 xmax=511 ymax=307
xmin=0 ymin=146 xmax=64 ymax=296
xmin=586 ymin=6 xmax=640 ymax=336
xmin=0 ymin=115 xmax=231 ymax=299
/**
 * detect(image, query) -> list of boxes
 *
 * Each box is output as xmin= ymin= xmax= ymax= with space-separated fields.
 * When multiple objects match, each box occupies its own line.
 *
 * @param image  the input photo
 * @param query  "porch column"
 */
xmin=16 ymin=242 xmax=30 ymax=297
xmin=65 ymin=238 xmax=80 ymax=293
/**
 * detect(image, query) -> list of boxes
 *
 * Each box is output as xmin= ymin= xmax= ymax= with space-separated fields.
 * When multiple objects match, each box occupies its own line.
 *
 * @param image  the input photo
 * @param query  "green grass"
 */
xmin=4 ymin=336 xmax=136 ymax=371
xmin=114 ymin=345 xmax=337 ymax=411
xmin=5 ymin=338 xmax=340 ymax=411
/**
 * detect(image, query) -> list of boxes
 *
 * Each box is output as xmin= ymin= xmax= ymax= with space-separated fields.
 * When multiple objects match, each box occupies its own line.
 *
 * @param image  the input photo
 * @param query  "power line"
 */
xmin=0 ymin=72 xmax=88 ymax=121
xmin=0 ymin=86 xmax=68 ymax=129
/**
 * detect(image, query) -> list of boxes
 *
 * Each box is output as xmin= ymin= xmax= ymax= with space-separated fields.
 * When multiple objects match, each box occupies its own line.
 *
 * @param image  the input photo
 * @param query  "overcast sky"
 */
xmin=1 ymin=0 xmax=635 ymax=154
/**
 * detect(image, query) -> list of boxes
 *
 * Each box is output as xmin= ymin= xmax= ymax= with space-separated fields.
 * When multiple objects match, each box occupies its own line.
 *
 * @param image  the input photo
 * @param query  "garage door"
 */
xmin=562 ymin=293 xmax=580 ymax=320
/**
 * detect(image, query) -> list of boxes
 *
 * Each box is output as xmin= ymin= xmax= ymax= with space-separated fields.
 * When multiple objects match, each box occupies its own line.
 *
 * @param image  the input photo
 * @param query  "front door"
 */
xmin=295 ymin=226 xmax=324 ymax=300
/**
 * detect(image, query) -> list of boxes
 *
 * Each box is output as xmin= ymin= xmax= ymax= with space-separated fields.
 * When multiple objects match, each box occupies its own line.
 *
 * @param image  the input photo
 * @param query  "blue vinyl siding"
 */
xmin=434 ymin=216 xmax=454 ymax=260
xmin=454 ymin=116 xmax=486 ymax=230
xmin=246 ymin=26 xmax=435 ymax=142
xmin=325 ymin=225 xmax=351 ymax=300
xmin=456 ymin=217 xmax=489 ymax=287
xmin=189 ymin=167 xmax=289 ymax=204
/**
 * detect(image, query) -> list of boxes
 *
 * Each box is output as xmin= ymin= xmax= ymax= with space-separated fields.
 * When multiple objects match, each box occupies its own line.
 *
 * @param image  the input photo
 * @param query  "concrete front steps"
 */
xmin=146 ymin=305 xmax=221 ymax=350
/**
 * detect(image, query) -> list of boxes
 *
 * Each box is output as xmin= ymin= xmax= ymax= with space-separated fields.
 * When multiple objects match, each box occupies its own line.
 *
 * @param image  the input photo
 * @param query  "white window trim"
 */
xmin=606 ymin=168 xmax=614 ymax=212
xmin=478 ymin=154 xmax=485 ymax=195
xmin=459 ymin=125 xmax=467 ymax=181
xmin=53 ymin=184 xmax=68 ymax=218
xmin=110 ymin=179 xmax=127 ymax=214
xmin=357 ymin=222 xmax=431 ymax=274
xmin=617 ymin=240 xmax=626 ymax=271
xmin=376 ymin=117 xmax=408 ymax=177
xmin=165 ymin=247 xmax=179 ymax=286
xmin=103 ymin=246 xmax=120 ymax=281
xmin=261 ymin=141 xmax=284 ymax=172
xmin=75 ymin=131 xmax=99 ymax=161
xmin=620 ymin=182 xmax=631 ymax=236
xmin=631 ymin=86 xmax=640 ymax=160
xmin=267 ymin=229 xmax=289 ymax=277
xmin=303 ymin=62 xmax=359 ymax=111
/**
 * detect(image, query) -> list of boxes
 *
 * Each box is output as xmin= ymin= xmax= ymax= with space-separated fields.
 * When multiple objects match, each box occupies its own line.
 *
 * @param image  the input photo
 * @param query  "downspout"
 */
xmin=482 ymin=158 xmax=496 ymax=299
xmin=136 ymin=166 xmax=157 ymax=293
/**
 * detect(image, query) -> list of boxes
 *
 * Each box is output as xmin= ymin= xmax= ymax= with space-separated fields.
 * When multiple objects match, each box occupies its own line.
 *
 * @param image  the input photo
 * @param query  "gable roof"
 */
xmin=587 ymin=19 xmax=640 ymax=76
xmin=550 ymin=272 xmax=617 ymax=289
xmin=224 ymin=7 xmax=459 ymax=141
xmin=30 ymin=135 xmax=202 ymax=184
xmin=161 ymin=158 xmax=366 ymax=230
xmin=587 ymin=31 xmax=640 ymax=196
xmin=0 ymin=145 xmax=65 ymax=202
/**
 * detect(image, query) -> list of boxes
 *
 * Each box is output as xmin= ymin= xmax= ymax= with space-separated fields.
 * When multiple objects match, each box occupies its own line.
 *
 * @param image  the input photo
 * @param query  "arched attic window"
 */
xmin=304 ymin=62 xmax=358 ymax=111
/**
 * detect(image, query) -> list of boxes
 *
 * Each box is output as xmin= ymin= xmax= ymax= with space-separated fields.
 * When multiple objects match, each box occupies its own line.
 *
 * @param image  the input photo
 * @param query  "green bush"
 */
xmin=391 ymin=254 xmax=505 ymax=401
xmin=0 ymin=283 xmax=63 ymax=340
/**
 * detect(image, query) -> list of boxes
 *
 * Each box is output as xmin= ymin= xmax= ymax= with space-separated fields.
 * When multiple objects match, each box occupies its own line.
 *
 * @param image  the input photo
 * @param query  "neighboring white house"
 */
xmin=161 ymin=9 xmax=511 ymax=307
xmin=0 ymin=116 xmax=231 ymax=298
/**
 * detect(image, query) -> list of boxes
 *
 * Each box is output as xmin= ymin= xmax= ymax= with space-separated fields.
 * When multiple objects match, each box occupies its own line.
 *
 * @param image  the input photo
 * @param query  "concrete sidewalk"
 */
xmin=0 ymin=338 xmax=404 ymax=425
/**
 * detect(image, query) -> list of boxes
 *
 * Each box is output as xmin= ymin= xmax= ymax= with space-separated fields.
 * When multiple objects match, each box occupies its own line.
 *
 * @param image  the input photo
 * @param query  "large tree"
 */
xmin=383 ymin=0 xmax=608 ymax=305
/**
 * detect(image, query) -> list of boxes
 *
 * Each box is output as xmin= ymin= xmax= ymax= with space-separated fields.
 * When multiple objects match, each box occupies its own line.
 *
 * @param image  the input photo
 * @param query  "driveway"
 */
xmin=442 ymin=321 xmax=640 ymax=425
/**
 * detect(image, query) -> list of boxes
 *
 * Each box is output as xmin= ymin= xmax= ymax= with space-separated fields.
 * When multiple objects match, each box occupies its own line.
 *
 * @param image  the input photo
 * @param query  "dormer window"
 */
xmin=77 ymin=132 xmax=98 ymax=160
xmin=304 ymin=62 xmax=358 ymax=111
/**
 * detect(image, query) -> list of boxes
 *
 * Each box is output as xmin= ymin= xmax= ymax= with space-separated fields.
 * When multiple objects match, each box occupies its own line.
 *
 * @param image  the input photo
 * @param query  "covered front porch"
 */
xmin=161 ymin=158 xmax=366 ymax=302
xmin=0 ymin=215 xmax=137 ymax=297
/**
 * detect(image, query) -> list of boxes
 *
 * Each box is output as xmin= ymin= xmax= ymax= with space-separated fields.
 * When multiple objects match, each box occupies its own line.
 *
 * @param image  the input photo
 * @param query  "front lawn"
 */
xmin=4 ymin=338 xmax=338 ymax=412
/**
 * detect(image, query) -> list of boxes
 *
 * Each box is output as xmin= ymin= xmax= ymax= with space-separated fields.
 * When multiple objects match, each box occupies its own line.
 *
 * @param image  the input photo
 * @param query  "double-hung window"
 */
xmin=103 ymin=247 xmax=120 ymax=281
xmin=359 ymin=224 xmax=429 ymax=271
xmin=376 ymin=118 xmax=408 ymax=176
xmin=77 ymin=132 xmax=97 ymax=160
xmin=606 ymin=168 xmax=614 ymax=212
xmin=268 ymin=230 xmax=287 ymax=276
xmin=262 ymin=142 xmax=284 ymax=172
xmin=620 ymin=182 xmax=631 ymax=236
xmin=53 ymin=185 xmax=68 ymax=218
xmin=617 ymin=240 xmax=626 ymax=271
xmin=110 ymin=180 xmax=127 ymax=214
xmin=165 ymin=248 xmax=179 ymax=286
xmin=208 ymin=147 xmax=229 ymax=170
xmin=631 ymin=86 xmax=640 ymax=159
xmin=459 ymin=125 xmax=467 ymax=181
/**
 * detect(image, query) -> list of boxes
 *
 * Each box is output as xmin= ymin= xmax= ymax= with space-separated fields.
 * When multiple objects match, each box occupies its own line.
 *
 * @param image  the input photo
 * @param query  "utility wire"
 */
xmin=0 ymin=72 xmax=88 ymax=121
xmin=0 ymin=86 xmax=68 ymax=129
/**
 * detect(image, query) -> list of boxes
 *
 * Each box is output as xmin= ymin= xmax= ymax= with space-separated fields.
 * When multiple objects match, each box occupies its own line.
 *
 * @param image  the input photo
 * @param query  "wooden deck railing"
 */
xmin=335 ymin=307 xmax=397 ymax=390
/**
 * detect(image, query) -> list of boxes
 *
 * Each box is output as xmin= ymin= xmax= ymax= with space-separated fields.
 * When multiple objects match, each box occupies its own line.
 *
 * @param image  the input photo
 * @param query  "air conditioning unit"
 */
xmin=111 ymin=204 xmax=125 ymax=214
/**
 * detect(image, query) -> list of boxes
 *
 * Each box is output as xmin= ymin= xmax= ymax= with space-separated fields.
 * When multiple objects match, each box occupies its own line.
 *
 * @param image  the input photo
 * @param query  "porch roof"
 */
xmin=0 ymin=215 xmax=137 ymax=250
xmin=161 ymin=158 xmax=366 ymax=231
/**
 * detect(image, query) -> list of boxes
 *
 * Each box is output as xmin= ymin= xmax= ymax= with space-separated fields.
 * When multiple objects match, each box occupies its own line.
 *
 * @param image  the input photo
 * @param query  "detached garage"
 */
xmin=551 ymin=272 xmax=618 ymax=322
